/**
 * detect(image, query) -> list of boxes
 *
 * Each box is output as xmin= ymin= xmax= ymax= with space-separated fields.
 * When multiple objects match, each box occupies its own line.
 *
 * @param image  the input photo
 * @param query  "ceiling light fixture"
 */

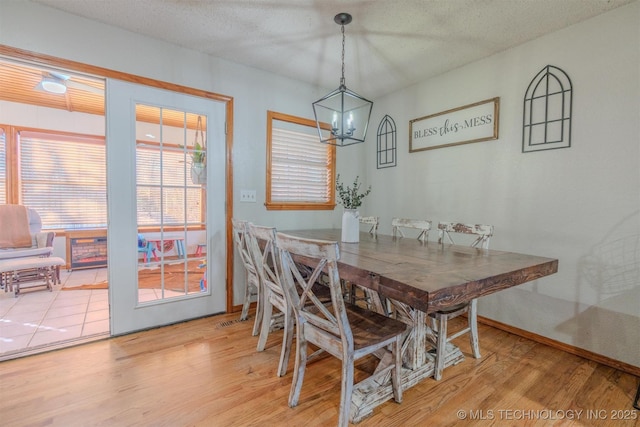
xmin=312 ymin=13 xmax=373 ymax=146
xmin=40 ymin=77 xmax=67 ymax=94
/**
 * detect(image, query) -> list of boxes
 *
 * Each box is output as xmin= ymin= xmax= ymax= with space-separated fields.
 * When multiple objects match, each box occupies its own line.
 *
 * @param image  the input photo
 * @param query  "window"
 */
xmin=136 ymin=142 xmax=204 ymax=227
xmin=18 ymin=129 xmax=107 ymax=229
xmin=266 ymin=111 xmax=336 ymax=210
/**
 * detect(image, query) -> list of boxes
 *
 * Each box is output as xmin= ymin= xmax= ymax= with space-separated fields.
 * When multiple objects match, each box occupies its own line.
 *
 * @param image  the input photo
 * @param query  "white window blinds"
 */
xmin=19 ymin=130 xmax=106 ymax=229
xmin=270 ymin=127 xmax=331 ymax=203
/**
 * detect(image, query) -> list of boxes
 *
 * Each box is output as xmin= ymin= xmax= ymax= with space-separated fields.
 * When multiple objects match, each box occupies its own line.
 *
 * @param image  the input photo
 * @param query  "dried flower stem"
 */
xmin=336 ymin=174 xmax=371 ymax=209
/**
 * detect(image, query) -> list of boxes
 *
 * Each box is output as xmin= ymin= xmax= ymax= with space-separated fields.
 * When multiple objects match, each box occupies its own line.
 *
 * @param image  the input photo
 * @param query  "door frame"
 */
xmin=0 ymin=44 xmax=238 ymax=316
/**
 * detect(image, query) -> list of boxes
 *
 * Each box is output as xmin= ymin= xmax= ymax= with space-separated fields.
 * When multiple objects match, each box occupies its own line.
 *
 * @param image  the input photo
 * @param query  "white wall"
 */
xmin=368 ymin=2 xmax=639 ymax=367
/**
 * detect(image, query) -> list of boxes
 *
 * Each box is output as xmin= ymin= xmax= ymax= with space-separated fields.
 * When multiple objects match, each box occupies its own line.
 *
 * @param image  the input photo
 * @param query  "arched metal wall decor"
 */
xmin=523 ymin=65 xmax=573 ymax=153
xmin=376 ymin=115 xmax=397 ymax=168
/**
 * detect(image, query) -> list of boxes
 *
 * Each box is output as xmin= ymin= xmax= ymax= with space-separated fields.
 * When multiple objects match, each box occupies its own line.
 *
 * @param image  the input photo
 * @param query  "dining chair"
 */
xmin=246 ymin=223 xmax=293 ymax=377
xmin=431 ymin=221 xmax=494 ymax=380
xmin=358 ymin=215 xmax=379 ymax=236
xmin=343 ymin=215 xmax=380 ymax=306
xmin=231 ymin=218 xmax=262 ymax=336
xmin=391 ymin=217 xmax=432 ymax=242
xmin=276 ymin=232 xmax=406 ymax=427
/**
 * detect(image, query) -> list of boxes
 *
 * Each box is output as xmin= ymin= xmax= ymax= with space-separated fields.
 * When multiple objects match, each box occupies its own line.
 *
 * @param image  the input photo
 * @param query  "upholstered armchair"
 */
xmin=0 ymin=205 xmax=54 ymax=260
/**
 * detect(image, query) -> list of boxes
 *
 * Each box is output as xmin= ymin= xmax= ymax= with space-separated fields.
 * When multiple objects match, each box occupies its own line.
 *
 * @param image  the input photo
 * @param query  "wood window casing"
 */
xmin=265 ymin=111 xmax=336 ymax=211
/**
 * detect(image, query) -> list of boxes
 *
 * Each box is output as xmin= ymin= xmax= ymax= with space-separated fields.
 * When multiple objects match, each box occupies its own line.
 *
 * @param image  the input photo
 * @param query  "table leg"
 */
xmin=176 ymin=239 xmax=185 ymax=257
xmin=349 ymin=299 xmax=465 ymax=423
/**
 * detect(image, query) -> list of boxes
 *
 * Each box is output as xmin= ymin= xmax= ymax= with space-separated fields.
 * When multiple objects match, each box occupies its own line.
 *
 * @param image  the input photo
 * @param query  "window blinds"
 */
xmin=271 ymin=127 xmax=331 ymax=203
xmin=19 ymin=130 xmax=106 ymax=229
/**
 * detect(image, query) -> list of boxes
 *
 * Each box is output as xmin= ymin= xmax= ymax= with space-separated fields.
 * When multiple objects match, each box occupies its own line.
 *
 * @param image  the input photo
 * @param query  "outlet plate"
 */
xmin=240 ymin=189 xmax=256 ymax=202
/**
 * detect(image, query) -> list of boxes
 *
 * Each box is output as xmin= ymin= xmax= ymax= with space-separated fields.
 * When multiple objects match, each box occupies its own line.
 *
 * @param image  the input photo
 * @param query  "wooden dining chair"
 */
xmin=391 ymin=217 xmax=432 ymax=242
xmin=343 ymin=215 xmax=380 ymax=306
xmin=431 ymin=221 xmax=494 ymax=380
xmin=246 ymin=223 xmax=293 ymax=377
xmin=359 ymin=215 xmax=379 ymax=236
xmin=231 ymin=218 xmax=262 ymax=336
xmin=276 ymin=232 xmax=406 ymax=427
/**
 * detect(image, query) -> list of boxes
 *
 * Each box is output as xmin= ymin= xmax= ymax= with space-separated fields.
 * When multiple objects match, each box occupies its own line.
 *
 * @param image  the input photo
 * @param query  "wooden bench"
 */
xmin=0 ymin=256 xmax=65 ymax=297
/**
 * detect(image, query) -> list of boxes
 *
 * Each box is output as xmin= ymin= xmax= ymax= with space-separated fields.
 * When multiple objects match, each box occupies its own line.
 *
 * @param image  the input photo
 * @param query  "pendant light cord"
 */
xmin=340 ymin=23 xmax=346 ymax=87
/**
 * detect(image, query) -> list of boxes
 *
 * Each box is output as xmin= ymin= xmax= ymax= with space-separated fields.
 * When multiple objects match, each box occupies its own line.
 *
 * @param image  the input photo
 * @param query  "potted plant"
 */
xmin=190 ymin=116 xmax=207 ymax=185
xmin=336 ymin=174 xmax=371 ymax=243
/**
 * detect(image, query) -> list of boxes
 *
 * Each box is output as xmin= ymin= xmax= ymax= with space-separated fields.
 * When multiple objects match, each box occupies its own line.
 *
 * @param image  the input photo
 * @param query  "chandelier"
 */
xmin=312 ymin=13 xmax=373 ymax=146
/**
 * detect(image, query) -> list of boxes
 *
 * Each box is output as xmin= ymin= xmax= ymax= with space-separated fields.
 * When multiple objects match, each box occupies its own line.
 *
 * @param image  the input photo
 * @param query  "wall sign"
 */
xmin=409 ymin=97 xmax=500 ymax=152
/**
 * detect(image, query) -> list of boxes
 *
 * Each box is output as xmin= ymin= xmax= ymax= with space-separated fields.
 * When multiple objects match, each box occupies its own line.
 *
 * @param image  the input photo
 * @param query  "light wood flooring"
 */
xmin=1 ymin=311 xmax=638 ymax=426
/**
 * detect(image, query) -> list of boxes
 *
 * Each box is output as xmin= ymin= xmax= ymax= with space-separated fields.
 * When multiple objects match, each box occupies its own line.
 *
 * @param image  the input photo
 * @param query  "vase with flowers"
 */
xmin=336 ymin=174 xmax=371 ymax=243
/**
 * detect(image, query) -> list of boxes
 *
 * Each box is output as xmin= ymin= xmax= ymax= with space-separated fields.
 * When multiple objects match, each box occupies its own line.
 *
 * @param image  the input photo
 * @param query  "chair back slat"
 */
xmin=232 ymin=218 xmax=257 ymax=275
xmin=437 ymin=222 xmax=493 ymax=249
xmin=359 ymin=216 xmax=379 ymax=236
xmin=247 ymin=223 xmax=281 ymax=298
xmin=391 ymin=217 xmax=432 ymax=242
xmin=276 ymin=232 xmax=349 ymax=346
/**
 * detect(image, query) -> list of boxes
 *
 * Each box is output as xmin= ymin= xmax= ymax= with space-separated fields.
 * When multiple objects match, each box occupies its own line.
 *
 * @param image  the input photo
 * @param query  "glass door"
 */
xmin=106 ymin=79 xmax=226 ymax=335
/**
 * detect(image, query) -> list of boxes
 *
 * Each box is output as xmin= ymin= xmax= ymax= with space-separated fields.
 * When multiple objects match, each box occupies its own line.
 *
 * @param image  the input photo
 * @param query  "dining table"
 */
xmin=282 ymin=229 xmax=559 ymax=423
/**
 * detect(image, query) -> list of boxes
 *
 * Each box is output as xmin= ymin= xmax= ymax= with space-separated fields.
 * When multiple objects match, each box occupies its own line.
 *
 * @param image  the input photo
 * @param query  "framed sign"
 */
xmin=409 ymin=97 xmax=499 ymax=152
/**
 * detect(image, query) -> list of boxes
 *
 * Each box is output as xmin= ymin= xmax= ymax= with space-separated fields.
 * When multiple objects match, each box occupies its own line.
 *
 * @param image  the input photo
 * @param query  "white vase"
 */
xmin=190 ymin=163 xmax=206 ymax=185
xmin=341 ymin=209 xmax=360 ymax=243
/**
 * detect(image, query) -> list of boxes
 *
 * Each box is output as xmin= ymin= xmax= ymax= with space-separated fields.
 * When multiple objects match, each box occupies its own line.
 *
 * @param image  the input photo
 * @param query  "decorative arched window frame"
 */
xmin=376 ymin=115 xmax=397 ymax=168
xmin=523 ymin=65 xmax=573 ymax=153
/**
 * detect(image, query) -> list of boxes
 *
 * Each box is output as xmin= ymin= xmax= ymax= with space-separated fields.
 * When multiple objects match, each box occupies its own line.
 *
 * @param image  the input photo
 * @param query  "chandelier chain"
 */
xmin=340 ymin=23 xmax=346 ymax=84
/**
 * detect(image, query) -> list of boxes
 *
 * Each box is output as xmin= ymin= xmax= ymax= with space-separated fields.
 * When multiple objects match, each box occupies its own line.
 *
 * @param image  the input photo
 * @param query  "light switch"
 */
xmin=240 ymin=189 xmax=257 ymax=202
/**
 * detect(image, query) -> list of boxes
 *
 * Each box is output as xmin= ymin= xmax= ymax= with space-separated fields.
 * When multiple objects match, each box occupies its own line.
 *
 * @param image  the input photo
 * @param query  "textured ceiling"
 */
xmin=29 ymin=0 xmax=636 ymax=98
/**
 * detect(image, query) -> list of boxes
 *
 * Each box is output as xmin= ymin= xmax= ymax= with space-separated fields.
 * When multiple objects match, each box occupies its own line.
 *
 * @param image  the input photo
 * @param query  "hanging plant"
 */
xmin=190 ymin=116 xmax=206 ymax=185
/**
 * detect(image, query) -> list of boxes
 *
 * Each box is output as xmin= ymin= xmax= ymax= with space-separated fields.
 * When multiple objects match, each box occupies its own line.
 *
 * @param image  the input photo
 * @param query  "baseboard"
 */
xmin=478 ymin=315 xmax=640 ymax=377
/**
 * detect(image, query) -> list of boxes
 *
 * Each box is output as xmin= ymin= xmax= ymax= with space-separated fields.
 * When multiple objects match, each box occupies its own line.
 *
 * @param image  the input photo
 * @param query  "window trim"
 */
xmin=265 ymin=111 xmax=336 ymax=211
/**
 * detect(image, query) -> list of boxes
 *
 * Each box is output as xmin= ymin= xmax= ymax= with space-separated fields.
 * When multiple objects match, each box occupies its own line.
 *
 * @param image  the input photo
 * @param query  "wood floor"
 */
xmin=1 ymin=311 xmax=638 ymax=427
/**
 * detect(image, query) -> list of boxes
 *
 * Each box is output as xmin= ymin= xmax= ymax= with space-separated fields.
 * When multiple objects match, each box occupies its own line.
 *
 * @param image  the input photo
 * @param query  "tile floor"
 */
xmin=0 ymin=267 xmax=110 ymax=360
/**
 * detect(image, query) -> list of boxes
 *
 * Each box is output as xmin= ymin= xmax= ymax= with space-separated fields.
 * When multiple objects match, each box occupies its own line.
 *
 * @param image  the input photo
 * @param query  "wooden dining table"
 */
xmin=282 ymin=229 xmax=559 ymax=423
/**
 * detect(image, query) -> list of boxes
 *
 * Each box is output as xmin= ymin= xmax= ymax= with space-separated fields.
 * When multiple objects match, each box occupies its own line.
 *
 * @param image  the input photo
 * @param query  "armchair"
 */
xmin=0 ymin=205 xmax=60 ymax=292
xmin=0 ymin=205 xmax=54 ymax=260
